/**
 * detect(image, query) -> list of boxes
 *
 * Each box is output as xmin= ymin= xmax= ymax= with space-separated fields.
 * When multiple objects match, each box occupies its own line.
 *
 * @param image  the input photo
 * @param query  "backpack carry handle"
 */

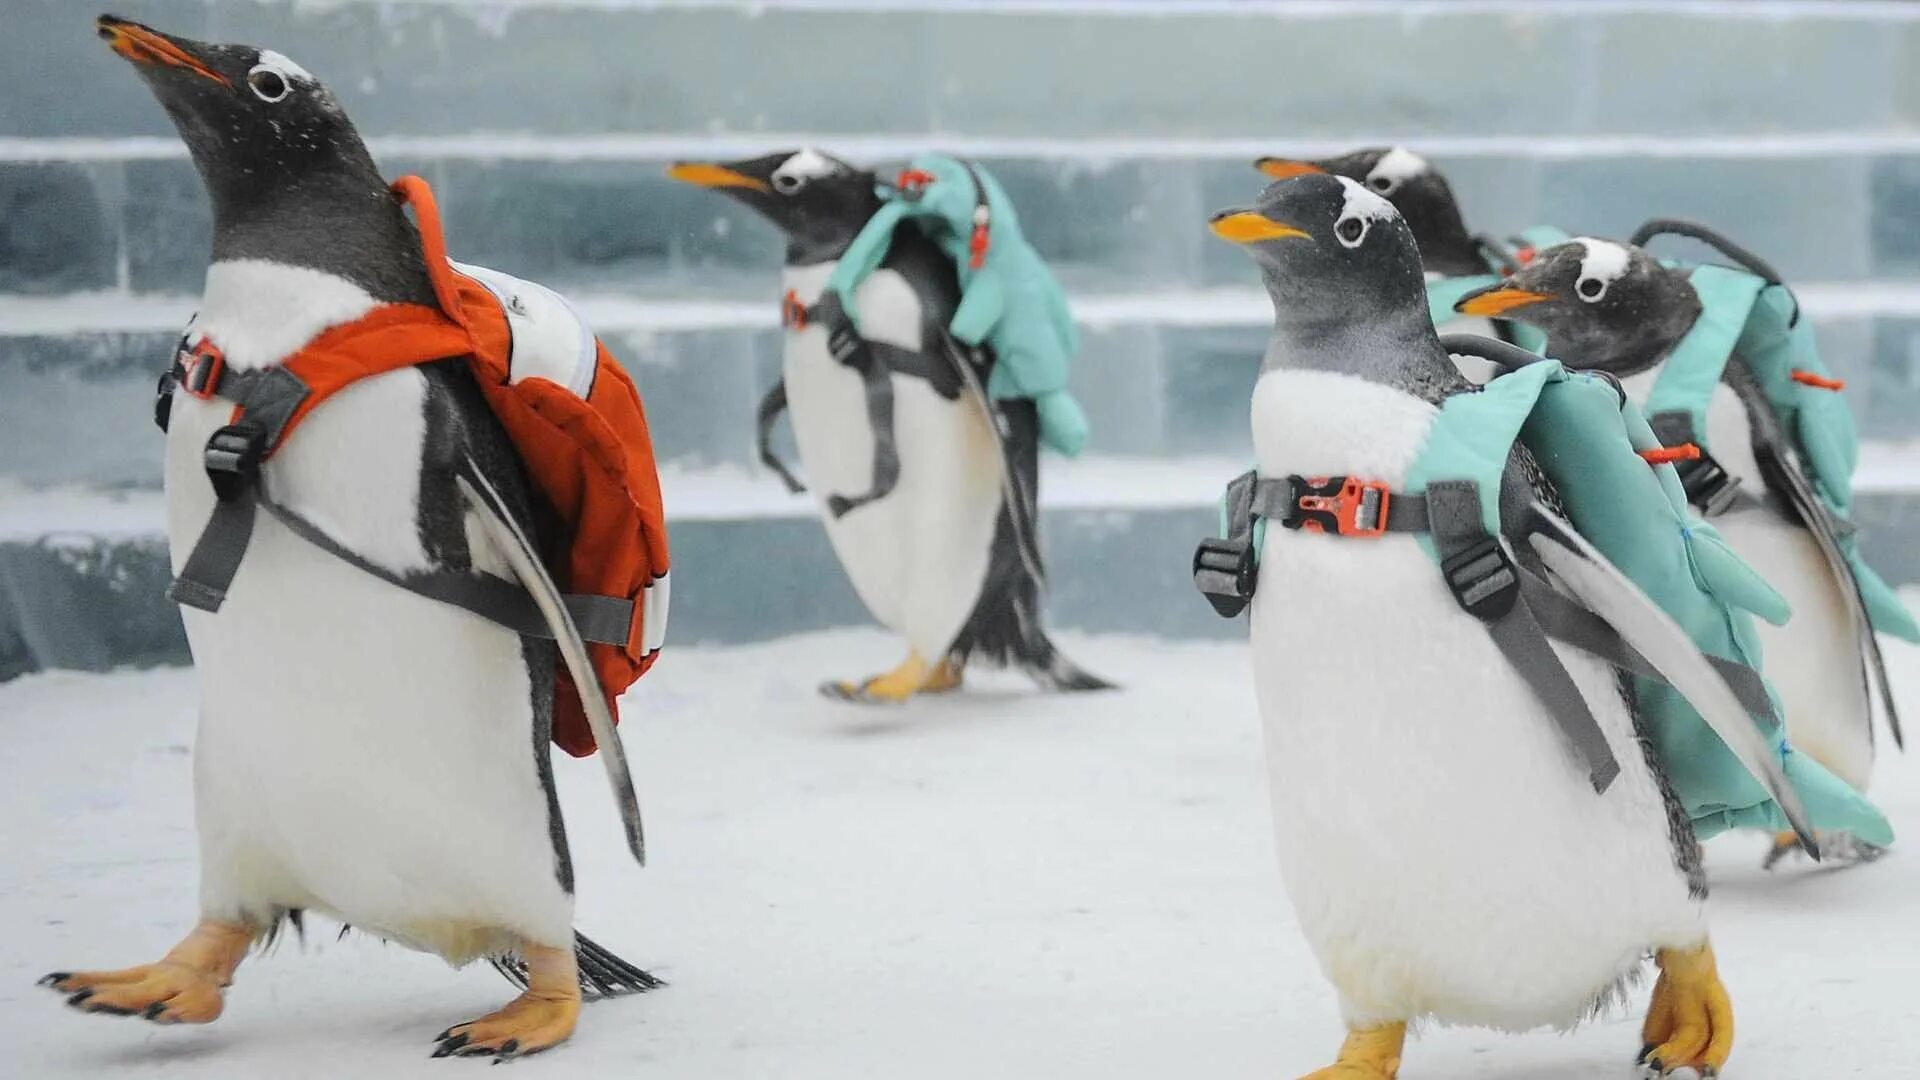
xmin=1438 ymin=334 xmax=1549 ymax=374
xmin=1628 ymin=218 xmax=1785 ymax=285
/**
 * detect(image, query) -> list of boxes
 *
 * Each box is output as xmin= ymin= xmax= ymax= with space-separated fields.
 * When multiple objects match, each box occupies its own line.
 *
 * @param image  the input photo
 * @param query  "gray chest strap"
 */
xmin=1196 ymin=472 xmax=1782 ymax=795
xmin=1646 ymin=410 xmax=1765 ymax=517
xmin=163 ymin=357 xmax=636 ymax=649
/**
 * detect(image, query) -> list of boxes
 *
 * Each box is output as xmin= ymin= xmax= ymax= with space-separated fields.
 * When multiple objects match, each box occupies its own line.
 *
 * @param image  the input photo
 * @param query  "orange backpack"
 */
xmin=165 ymin=175 xmax=668 ymax=757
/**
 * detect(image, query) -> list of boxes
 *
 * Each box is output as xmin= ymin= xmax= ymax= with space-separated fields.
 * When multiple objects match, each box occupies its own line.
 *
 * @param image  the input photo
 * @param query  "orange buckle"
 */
xmin=1791 ymin=369 xmax=1846 ymax=392
xmin=781 ymin=290 xmax=809 ymax=331
xmin=179 ymin=339 xmax=226 ymax=400
xmin=1291 ymin=476 xmax=1393 ymax=538
xmin=895 ymin=168 xmax=937 ymax=198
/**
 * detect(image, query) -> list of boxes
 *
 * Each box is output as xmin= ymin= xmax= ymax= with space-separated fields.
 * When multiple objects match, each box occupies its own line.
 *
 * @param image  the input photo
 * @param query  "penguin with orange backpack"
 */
xmin=43 ymin=15 xmax=670 ymax=1061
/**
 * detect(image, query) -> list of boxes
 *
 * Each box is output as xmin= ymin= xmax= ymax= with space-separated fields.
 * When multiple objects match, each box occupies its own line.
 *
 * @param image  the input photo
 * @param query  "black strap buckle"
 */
xmin=1441 ymin=535 xmax=1520 ymax=621
xmin=1193 ymin=536 xmax=1257 ymax=619
xmin=1673 ymin=453 xmax=1743 ymax=516
xmin=155 ymin=366 xmax=179 ymax=433
xmin=203 ymin=422 xmax=267 ymax=502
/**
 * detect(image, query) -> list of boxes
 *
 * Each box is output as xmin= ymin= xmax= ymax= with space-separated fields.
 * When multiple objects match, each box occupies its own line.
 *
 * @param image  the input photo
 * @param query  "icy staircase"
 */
xmin=5 ymin=0 xmax=1920 ymax=672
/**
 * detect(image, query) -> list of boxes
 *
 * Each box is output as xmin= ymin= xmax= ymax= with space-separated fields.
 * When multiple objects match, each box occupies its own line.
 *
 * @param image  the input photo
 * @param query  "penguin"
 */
xmin=42 ymin=16 xmax=655 ymax=1061
xmin=1214 ymin=174 xmax=1733 ymax=1079
xmin=1256 ymin=146 xmax=1518 ymax=380
xmin=668 ymin=151 xmax=1107 ymax=702
xmin=1458 ymin=238 xmax=1884 ymax=866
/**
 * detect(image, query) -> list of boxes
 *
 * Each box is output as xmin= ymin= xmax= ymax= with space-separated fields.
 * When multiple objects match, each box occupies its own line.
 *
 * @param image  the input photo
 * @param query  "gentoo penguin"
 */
xmin=44 ymin=16 xmax=654 ymax=1060
xmin=1459 ymin=239 xmax=1883 ymax=864
xmin=1215 ymin=174 xmax=1733 ymax=1078
xmin=1256 ymin=147 xmax=1519 ymax=379
xmin=668 ymin=151 xmax=1107 ymax=702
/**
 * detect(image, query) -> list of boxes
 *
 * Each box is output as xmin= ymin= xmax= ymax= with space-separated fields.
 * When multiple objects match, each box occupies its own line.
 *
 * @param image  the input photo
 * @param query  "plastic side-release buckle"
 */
xmin=895 ymin=168 xmax=936 ymax=200
xmin=1441 ymin=535 xmax=1520 ymax=621
xmin=203 ymin=422 xmax=266 ymax=502
xmin=781 ymin=290 xmax=809 ymax=331
xmin=154 ymin=367 xmax=178 ymax=433
xmin=1286 ymin=476 xmax=1393 ymax=537
xmin=179 ymin=339 xmax=226 ymax=400
xmin=1192 ymin=537 xmax=1257 ymax=619
xmin=1673 ymin=453 xmax=1744 ymax=516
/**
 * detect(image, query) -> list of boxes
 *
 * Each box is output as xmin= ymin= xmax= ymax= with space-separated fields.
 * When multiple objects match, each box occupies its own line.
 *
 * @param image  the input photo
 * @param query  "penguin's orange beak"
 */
xmin=1254 ymin=158 xmax=1326 ymax=181
xmin=1209 ymin=211 xmax=1310 ymax=244
xmin=97 ymin=15 xmax=233 ymax=87
xmin=666 ymin=162 xmax=770 ymax=192
xmin=1455 ymin=286 xmax=1555 ymax=317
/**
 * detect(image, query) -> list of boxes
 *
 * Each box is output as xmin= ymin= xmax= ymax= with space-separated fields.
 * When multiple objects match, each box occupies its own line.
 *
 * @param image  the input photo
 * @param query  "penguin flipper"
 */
xmin=1523 ymin=503 xmax=1817 ymax=854
xmin=1756 ymin=441 xmax=1902 ymax=751
xmin=454 ymin=458 xmax=647 ymax=867
xmin=490 ymin=932 xmax=663 ymax=1000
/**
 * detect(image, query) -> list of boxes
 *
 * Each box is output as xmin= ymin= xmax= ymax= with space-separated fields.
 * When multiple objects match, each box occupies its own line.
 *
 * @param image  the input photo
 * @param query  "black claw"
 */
xmin=456 ymin=1042 xmax=498 ymax=1057
xmin=1637 ymin=1043 xmax=1655 ymax=1064
xmin=86 ymin=1003 xmax=136 ymax=1017
xmin=38 ymin=972 xmax=70 ymax=988
xmin=431 ymin=1034 xmax=470 ymax=1058
xmin=65 ymin=990 xmax=94 ymax=1008
xmin=144 ymin=1002 xmax=168 ymax=1020
xmin=497 ymin=1039 xmax=518 ymax=1057
xmin=1646 ymin=1057 xmax=1665 ymax=1076
xmin=433 ymin=1027 xmax=456 ymax=1043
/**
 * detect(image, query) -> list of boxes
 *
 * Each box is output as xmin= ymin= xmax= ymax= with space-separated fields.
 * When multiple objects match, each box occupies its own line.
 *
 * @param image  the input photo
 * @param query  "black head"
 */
xmin=1212 ymin=173 xmax=1457 ymax=393
xmin=1454 ymin=238 xmax=1703 ymax=377
xmin=98 ymin=14 xmax=428 ymax=303
xmin=667 ymin=149 xmax=881 ymax=265
xmin=1254 ymin=147 xmax=1480 ymax=276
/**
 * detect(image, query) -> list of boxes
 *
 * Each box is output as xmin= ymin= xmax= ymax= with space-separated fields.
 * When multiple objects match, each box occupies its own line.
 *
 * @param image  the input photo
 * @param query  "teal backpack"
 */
xmin=1626 ymin=221 xmax=1920 ymax=661
xmin=1424 ymin=225 xmax=1570 ymax=351
xmin=1194 ymin=337 xmax=1891 ymax=848
xmin=822 ymin=153 xmax=1090 ymax=457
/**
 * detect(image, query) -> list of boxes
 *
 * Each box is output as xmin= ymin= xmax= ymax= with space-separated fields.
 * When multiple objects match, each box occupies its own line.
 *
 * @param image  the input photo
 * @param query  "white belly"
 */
xmin=780 ymin=263 xmax=1005 ymax=659
xmin=1626 ymin=374 xmax=1874 ymax=790
xmin=166 ymin=371 xmax=572 ymax=961
xmin=1248 ymin=370 xmax=1704 ymax=1031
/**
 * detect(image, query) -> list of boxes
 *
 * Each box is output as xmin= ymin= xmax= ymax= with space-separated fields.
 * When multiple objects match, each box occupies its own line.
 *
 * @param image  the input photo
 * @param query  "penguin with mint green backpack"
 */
xmin=668 ymin=150 xmax=1107 ymax=702
xmin=1191 ymin=171 xmax=1836 ymax=1079
xmin=1253 ymin=146 xmax=1559 ymax=373
xmin=1460 ymin=227 xmax=1917 ymax=865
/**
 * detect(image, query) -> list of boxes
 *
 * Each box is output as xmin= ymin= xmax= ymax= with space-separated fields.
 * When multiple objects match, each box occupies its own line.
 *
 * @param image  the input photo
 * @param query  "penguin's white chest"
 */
xmin=1246 ymin=369 xmax=1703 ymax=1031
xmin=779 ymin=262 xmax=1004 ymax=659
xmin=165 ymin=261 xmax=571 ymax=958
xmin=1621 ymin=370 xmax=1871 ymax=788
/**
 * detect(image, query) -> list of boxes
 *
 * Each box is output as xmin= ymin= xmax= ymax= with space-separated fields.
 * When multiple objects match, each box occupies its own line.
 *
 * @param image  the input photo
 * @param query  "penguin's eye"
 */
xmin=247 ymin=67 xmax=290 ymax=103
xmin=1335 ymin=216 xmax=1368 ymax=248
xmin=1367 ymin=174 xmax=1398 ymax=195
xmin=1576 ymin=276 xmax=1608 ymax=302
xmin=771 ymin=172 xmax=805 ymax=196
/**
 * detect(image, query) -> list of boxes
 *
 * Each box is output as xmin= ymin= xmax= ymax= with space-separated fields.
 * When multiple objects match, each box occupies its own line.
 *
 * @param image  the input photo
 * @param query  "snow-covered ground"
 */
xmin=3 ymin=629 xmax=1918 ymax=1079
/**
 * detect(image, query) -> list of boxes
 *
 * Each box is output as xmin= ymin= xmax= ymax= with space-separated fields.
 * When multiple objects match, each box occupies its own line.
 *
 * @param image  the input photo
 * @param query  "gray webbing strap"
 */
xmin=755 ymin=379 xmax=806 ymax=494
xmin=1516 ymin=569 xmax=1780 ymax=730
xmin=255 ymin=495 xmax=633 ymax=645
xmin=167 ymin=494 xmax=259 ymax=612
xmin=1426 ymin=481 xmax=1622 ymax=794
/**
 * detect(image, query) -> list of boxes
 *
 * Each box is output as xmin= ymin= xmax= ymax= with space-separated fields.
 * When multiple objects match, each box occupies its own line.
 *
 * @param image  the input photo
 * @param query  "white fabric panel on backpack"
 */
xmin=450 ymin=261 xmax=597 ymax=398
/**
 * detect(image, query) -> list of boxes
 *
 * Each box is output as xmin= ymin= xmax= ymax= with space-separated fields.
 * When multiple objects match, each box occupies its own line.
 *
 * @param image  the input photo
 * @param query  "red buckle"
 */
xmin=179 ymin=339 xmax=226 ymax=400
xmin=781 ymin=290 xmax=809 ymax=331
xmin=1294 ymin=476 xmax=1392 ymax=538
xmin=895 ymin=168 xmax=937 ymax=197
xmin=1513 ymin=245 xmax=1537 ymax=267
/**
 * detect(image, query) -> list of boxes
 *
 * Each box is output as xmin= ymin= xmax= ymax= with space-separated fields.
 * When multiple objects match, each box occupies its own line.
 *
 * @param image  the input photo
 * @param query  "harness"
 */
xmin=159 ymin=175 xmax=670 ymax=757
xmin=1196 ymin=340 xmax=1774 ymax=797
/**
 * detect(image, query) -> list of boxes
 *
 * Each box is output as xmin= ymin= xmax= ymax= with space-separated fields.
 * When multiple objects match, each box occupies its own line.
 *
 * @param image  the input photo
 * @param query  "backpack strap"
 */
xmin=755 ymin=379 xmax=806 ymax=495
xmin=1645 ymin=409 xmax=1765 ymax=517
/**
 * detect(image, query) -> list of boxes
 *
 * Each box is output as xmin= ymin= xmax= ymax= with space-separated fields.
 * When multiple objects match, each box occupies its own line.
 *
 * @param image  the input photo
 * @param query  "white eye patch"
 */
xmin=246 ymin=50 xmax=312 ymax=103
xmin=253 ymin=50 xmax=313 ymax=83
xmin=1333 ymin=175 xmax=1396 ymax=247
xmin=1572 ymin=237 xmax=1631 ymax=302
xmin=1366 ymin=147 xmax=1429 ymax=195
xmin=771 ymin=148 xmax=842 ymax=193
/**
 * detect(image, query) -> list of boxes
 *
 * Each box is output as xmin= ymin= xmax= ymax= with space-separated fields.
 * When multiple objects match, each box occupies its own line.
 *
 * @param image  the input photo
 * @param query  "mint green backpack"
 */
xmin=1194 ymin=339 xmax=1890 ymax=847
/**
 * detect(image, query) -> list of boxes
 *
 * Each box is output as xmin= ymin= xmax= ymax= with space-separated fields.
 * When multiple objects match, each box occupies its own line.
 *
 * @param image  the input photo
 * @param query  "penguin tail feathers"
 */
xmin=1023 ymin=635 xmax=1116 ymax=694
xmin=490 ymin=931 xmax=665 ymax=1000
